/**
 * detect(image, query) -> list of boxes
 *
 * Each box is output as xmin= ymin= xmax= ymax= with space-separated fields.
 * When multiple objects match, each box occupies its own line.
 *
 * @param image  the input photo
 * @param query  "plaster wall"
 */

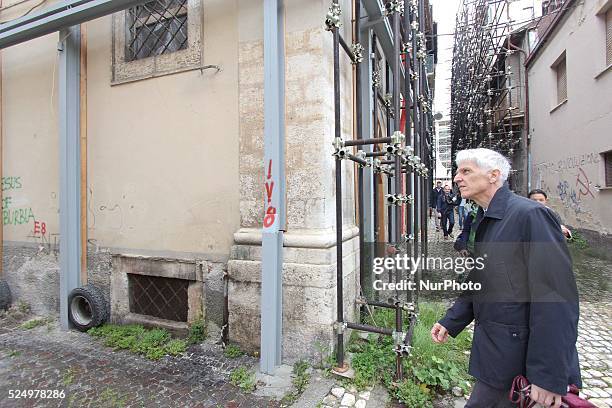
xmin=528 ymin=0 xmax=612 ymax=234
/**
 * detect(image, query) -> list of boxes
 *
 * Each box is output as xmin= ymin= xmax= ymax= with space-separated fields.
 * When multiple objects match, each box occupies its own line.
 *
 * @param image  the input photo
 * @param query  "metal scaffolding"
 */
xmin=328 ymin=0 xmax=435 ymax=380
xmin=450 ymin=0 xmax=521 ymax=168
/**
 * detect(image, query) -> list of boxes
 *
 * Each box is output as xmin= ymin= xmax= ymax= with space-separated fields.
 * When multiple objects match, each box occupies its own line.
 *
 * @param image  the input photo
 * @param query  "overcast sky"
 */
xmin=430 ymin=0 xmax=460 ymax=122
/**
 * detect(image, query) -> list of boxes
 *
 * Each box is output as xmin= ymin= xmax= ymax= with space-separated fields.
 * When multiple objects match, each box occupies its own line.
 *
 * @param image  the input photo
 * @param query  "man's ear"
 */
xmin=489 ymin=169 xmax=501 ymax=184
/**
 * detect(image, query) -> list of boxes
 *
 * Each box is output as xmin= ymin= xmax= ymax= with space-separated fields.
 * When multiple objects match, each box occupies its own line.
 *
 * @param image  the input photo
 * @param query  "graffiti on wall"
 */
xmin=2 ymin=176 xmax=49 ymax=240
xmin=553 ymin=166 xmax=597 ymax=215
xmin=2 ymin=176 xmax=35 ymax=226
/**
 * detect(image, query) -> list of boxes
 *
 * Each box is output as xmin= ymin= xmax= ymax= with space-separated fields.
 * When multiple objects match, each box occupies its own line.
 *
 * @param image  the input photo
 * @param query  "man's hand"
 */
xmin=561 ymin=225 xmax=572 ymax=239
xmin=430 ymin=323 xmax=449 ymax=343
xmin=530 ymin=384 xmax=562 ymax=408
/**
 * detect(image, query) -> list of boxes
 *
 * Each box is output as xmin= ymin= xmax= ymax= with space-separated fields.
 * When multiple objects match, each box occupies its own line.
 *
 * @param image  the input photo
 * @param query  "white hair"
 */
xmin=455 ymin=148 xmax=511 ymax=182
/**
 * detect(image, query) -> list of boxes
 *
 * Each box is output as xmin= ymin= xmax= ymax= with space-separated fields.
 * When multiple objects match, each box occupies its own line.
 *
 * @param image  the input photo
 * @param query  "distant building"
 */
xmin=435 ymin=119 xmax=452 ymax=182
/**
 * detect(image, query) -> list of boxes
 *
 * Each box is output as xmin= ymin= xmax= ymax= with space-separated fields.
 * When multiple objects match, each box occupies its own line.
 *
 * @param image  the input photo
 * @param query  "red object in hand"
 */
xmin=509 ymin=376 xmax=597 ymax=408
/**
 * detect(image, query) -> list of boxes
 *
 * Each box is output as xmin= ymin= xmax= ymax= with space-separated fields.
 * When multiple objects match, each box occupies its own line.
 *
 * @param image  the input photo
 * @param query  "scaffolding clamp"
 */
xmin=333 ymin=137 xmax=345 ymax=150
xmin=402 ymin=233 xmax=414 ymax=243
xmin=391 ymin=131 xmax=405 ymax=146
xmin=350 ymin=43 xmax=365 ymax=64
xmin=394 ymin=344 xmax=413 ymax=357
xmin=392 ymin=331 xmax=405 ymax=345
xmin=384 ymin=0 xmax=404 ymax=16
xmin=386 ymin=194 xmax=414 ymax=206
xmin=372 ymin=69 xmax=381 ymax=89
xmin=334 ymin=321 xmax=348 ymax=334
xmin=325 ymin=3 xmax=341 ymax=31
xmin=383 ymin=144 xmax=400 ymax=156
xmin=333 ymin=147 xmax=348 ymax=160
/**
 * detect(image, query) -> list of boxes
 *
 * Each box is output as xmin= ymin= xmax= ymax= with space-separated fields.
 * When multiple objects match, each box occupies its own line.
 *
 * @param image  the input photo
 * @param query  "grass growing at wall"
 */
xmin=88 ymin=324 xmax=187 ymax=360
xmin=348 ymin=302 xmax=472 ymax=405
xmin=280 ymin=360 xmax=311 ymax=407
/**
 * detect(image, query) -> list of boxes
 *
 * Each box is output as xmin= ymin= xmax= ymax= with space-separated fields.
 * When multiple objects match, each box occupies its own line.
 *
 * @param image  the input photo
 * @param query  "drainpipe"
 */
xmin=508 ymin=38 xmax=530 ymax=195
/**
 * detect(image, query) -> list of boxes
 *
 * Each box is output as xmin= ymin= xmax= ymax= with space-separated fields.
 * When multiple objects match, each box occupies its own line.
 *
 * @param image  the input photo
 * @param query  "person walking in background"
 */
xmin=436 ymin=184 xmax=458 ymax=240
xmin=431 ymin=181 xmax=443 ymax=231
xmin=458 ymin=195 xmax=467 ymax=230
xmin=528 ymin=189 xmax=572 ymax=239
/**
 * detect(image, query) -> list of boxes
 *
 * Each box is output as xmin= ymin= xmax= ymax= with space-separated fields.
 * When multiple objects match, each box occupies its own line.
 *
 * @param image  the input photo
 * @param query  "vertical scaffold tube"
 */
xmin=332 ymin=0 xmax=344 ymax=369
xmin=391 ymin=6 xmax=403 ymax=381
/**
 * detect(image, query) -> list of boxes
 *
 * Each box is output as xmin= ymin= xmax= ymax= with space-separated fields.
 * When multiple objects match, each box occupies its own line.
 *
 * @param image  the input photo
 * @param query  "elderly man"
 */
xmin=431 ymin=148 xmax=581 ymax=408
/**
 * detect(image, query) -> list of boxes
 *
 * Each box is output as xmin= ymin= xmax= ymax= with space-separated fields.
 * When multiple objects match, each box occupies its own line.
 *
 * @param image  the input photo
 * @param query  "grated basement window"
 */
xmin=127 ymin=0 xmax=188 ymax=62
xmin=128 ymin=274 xmax=188 ymax=322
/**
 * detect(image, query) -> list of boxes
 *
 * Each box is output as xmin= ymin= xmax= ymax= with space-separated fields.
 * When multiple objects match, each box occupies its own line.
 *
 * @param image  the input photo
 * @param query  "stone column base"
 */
xmin=227 ymin=227 xmax=360 ymax=364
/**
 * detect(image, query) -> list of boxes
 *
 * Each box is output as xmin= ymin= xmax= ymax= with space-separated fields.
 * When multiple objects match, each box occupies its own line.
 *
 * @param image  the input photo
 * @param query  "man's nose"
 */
xmin=454 ymin=173 xmax=461 ymax=183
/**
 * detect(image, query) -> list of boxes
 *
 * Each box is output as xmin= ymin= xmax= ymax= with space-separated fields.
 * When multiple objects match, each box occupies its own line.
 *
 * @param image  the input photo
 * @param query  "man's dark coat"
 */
xmin=431 ymin=186 xmax=443 ymax=208
xmin=439 ymin=185 xmax=581 ymax=395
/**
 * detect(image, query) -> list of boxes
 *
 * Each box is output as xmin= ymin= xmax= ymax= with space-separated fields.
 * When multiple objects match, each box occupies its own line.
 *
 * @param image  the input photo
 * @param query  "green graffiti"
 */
xmin=2 ymin=176 xmax=22 ymax=191
xmin=3 ymin=208 xmax=35 ymax=225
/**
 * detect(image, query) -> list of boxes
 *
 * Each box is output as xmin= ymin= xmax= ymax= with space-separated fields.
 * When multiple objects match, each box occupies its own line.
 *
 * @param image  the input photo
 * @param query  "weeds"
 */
xmin=280 ymin=360 xmax=311 ymax=407
xmin=229 ymin=366 xmax=256 ymax=392
xmin=20 ymin=317 xmax=50 ymax=330
xmin=88 ymin=324 xmax=187 ymax=360
xmin=187 ymin=317 xmax=206 ymax=345
xmin=62 ymin=367 xmax=76 ymax=386
xmin=8 ymin=349 xmax=21 ymax=358
xmin=348 ymin=302 xmax=473 ymax=404
xmin=96 ymin=388 xmax=128 ymax=407
xmin=568 ymin=231 xmax=589 ymax=250
xmin=223 ymin=343 xmax=244 ymax=358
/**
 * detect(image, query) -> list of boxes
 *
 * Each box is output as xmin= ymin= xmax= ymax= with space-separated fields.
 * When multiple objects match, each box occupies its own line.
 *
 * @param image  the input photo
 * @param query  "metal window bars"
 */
xmin=127 ymin=0 xmax=188 ymax=61
xmin=327 ymin=0 xmax=434 ymax=381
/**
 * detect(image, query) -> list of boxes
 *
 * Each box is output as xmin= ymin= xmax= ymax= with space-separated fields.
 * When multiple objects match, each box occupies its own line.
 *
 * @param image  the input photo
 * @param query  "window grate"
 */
xmin=605 ymin=151 xmax=612 ymax=188
xmin=556 ymin=57 xmax=567 ymax=104
xmin=126 ymin=0 xmax=188 ymax=62
xmin=128 ymin=274 xmax=189 ymax=322
xmin=606 ymin=9 xmax=612 ymax=67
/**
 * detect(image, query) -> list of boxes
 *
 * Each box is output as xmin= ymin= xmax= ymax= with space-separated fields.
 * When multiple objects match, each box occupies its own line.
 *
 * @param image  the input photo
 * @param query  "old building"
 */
xmin=0 ymin=0 xmax=437 ymax=368
xmin=527 ymin=0 xmax=612 ymax=253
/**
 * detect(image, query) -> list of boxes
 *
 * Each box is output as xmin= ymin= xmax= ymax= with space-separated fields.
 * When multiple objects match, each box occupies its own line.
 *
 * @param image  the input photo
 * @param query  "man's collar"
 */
xmin=483 ymin=185 xmax=511 ymax=220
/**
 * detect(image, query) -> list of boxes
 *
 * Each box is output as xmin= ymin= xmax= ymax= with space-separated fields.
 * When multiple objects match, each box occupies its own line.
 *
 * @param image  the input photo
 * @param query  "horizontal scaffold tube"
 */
xmin=346 ymin=153 xmax=368 ymax=166
xmin=355 ymin=298 xmax=397 ymax=309
xmin=345 ymin=137 xmax=392 ymax=147
xmin=346 ymin=322 xmax=394 ymax=336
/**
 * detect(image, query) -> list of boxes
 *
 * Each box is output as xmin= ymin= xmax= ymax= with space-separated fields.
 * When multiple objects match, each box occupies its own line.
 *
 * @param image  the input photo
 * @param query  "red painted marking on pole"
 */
xmin=263 ymin=206 xmax=277 ymax=228
xmin=265 ymin=181 xmax=275 ymax=204
xmin=267 ymin=160 xmax=273 ymax=180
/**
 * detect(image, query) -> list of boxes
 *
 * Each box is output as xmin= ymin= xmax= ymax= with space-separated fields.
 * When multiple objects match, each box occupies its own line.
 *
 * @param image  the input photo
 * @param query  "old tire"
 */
xmin=68 ymin=285 xmax=108 ymax=331
xmin=0 ymin=280 xmax=11 ymax=311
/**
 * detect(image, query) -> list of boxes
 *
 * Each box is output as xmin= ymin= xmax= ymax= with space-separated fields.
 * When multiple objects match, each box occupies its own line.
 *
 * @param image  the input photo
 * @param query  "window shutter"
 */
xmin=556 ymin=58 xmax=567 ymax=103
xmin=606 ymin=9 xmax=612 ymax=66
xmin=605 ymin=151 xmax=612 ymax=188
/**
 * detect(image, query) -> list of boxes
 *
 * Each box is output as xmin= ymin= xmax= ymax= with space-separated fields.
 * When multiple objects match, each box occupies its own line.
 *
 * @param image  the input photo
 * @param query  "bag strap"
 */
xmin=509 ymin=376 xmax=537 ymax=408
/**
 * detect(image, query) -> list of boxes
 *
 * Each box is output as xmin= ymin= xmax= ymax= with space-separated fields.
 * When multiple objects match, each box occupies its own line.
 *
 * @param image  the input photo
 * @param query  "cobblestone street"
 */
xmin=0 ymin=317 xmax=279 ymax=408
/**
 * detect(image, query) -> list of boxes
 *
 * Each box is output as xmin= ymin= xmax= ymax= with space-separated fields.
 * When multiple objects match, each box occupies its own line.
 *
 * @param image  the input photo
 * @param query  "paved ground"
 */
xmin=0 ymin=313 xmax=279 ymax=408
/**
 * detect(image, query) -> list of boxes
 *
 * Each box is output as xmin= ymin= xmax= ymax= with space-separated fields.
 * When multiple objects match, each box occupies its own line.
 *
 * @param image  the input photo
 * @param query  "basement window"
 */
xmin=128 ymin=274 xmax=188 ymax=322
xmin=127 ymin=0 xmax=188 ymax=61
xmin=112 ymin=0 xmax=203 ymax=84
